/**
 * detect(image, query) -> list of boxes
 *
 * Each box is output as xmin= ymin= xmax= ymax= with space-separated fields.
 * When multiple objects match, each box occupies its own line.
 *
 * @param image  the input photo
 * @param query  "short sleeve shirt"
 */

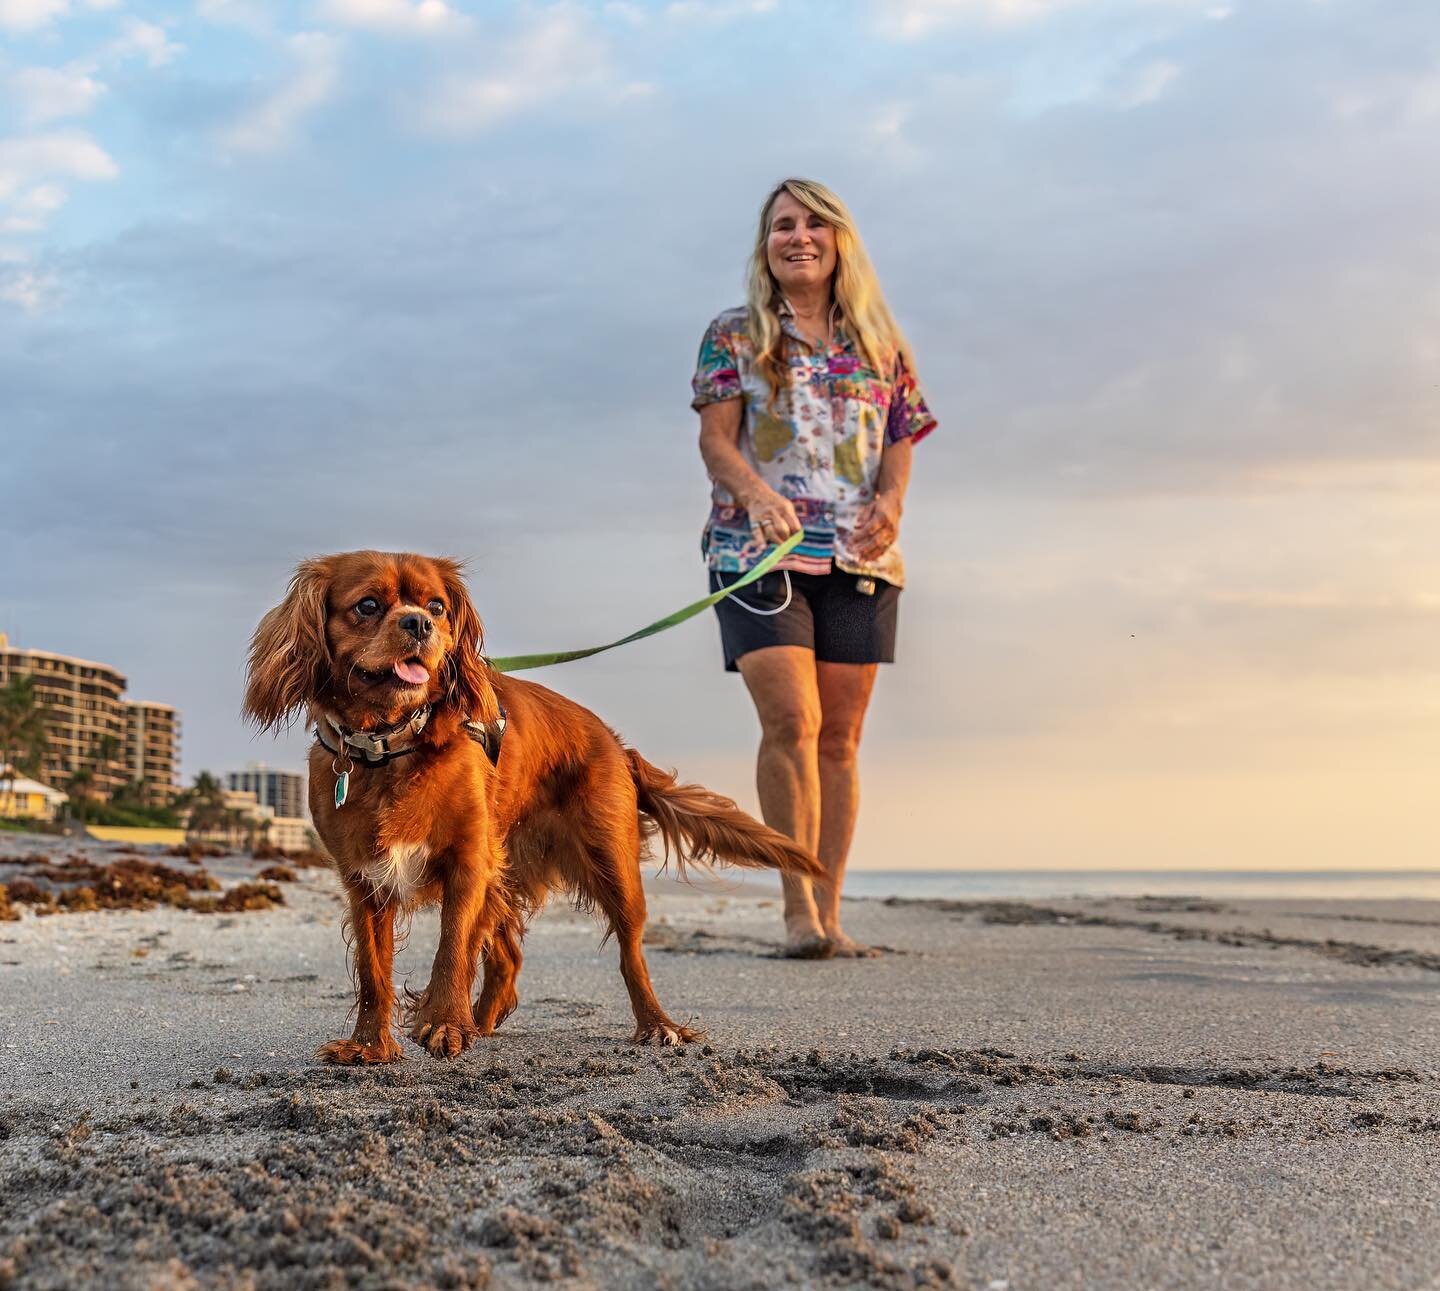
xmin=691 ymin=304 xmax=936 ymax=587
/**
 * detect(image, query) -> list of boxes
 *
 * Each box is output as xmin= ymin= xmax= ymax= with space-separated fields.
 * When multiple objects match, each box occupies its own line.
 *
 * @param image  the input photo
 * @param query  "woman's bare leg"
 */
xmin=736 ymin=645 xmax=828 ymax=956
xmin=815 ymin=661 xmax=879 ymax=956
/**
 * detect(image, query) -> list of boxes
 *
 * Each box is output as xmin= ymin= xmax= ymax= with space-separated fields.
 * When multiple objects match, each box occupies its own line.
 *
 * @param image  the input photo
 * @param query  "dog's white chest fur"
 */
xmin=360 ymin=841 xmax=431 ymax=903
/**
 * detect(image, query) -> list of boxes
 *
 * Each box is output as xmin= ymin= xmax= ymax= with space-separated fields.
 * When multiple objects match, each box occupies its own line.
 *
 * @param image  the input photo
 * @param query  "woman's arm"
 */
xmin=698 ymin=400 xmax=802 ymax=540
xmin=851 ymin=437 xmax=912 ymax=562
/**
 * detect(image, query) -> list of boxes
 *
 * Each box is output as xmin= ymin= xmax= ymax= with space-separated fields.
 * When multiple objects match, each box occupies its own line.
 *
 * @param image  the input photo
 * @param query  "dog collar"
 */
xmin=315 ymin=705 xmax=507 ymax=772
xmin=317 ymin=706 xmax=431 ymax=766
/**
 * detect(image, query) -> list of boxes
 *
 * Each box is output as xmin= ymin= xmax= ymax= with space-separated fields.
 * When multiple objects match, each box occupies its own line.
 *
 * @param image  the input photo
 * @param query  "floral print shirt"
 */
xmin=690 ymin=304 xmax=936 ymax=587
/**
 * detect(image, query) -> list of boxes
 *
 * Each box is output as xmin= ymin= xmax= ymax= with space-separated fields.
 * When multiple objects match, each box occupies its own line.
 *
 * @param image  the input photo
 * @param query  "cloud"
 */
xmin=1113 ymin=56 xmax=1180 ymax=106
xmin=876 ymin=0 xmax=1208 ymax=36
xmin=0 ymin=181 xmax=67 ymax=233
xmin=862 ymin=100 xmax=927 ymax=168
xmin=0 ymin=130 xmax=117 ymax=204
xmin=0 ymin=0 xmax=66 ymax=31
xmin=0 ymin=248 xmax=57 ymax=307
xmin=316 ymin=0 xmax=466 ymax=35
xmin=4 ymin=0 xmax=1440 ymax=874
xmin=602 ymin=0 xmax=646 ymax=23
xmin=663 ymin=0 xmax=777 ymax=22
xmin=217 ymin=32 xmax=341 ymax=155
xmin=0 ymin=97 xmax=117 ymax=237
xmin=8 ymin=64 xmax=107 ymax=124
xmin=3 ymin=22 xmax=179 ymax=136
xmin=0 ymin=0 xmax=113 ymax=30
xmin=196 ymin=0 xmax=274 ymax=31
xmin=107 ymin=18 xmax=185 ymax=67
xmin=420 ymin=5 xmax=637 ymax=132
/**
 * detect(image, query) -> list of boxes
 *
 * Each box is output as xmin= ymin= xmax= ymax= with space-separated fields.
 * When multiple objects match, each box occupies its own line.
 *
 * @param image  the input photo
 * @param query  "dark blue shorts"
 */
xmin=709 ymin=567 xmax=901 ymax=672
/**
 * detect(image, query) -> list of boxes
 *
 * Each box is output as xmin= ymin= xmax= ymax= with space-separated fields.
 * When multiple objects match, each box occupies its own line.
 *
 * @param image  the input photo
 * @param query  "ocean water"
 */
xmin=836 ymin=869 xmax=1440 ymax=903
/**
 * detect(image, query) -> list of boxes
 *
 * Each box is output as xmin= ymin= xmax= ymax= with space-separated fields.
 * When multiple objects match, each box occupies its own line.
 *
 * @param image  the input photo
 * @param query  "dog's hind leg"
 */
xmin=587 ymin=819 xmax=704 ymax=1046
xmin=472 ymin=912 xmax=523 ymax=1035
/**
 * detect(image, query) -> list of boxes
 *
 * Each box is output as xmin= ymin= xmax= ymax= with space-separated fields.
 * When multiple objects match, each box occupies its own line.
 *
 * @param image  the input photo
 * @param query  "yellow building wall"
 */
xmin=1 ymin=790 xmax=54 ymax=821
xmin=86 ymin=826 xmax=188 ymax=846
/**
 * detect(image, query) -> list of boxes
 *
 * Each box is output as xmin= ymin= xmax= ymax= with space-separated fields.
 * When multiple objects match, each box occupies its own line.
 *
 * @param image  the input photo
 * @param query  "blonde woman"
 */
xmin=692 ymin=178 xmax=937 ymax=958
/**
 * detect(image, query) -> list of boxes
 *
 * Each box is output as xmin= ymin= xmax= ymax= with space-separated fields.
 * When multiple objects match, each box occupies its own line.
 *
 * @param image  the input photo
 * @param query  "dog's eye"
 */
xmin=427 ymin=599 xmax=446 ymax=617
xmin=355 ymin=597 xmax=381 ymax=618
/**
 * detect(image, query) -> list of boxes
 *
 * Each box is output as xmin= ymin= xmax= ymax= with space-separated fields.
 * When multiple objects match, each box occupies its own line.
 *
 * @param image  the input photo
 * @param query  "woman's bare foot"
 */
xmin=783 ymin=913 xmax=834 ymax=959
xmin=822 ymin=927 xmax=882 ymax=958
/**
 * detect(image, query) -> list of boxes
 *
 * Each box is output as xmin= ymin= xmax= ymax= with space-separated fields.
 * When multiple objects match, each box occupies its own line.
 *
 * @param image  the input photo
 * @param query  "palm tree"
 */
xmin=93 ymin=732 xmax=123 ymax=799
xmin=67 ymin=766 xmax=96 ymax=822
xmin=0 ymin=675 xmax=49 ymax=808
xmin=180 ymin=771 xmax=231 ymax=837
xmin=112 ymin=777 xmax=149 ymax=809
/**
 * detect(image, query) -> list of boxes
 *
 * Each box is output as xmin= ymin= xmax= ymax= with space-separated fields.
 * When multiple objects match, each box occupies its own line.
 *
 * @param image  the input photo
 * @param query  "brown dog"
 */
xmin=243 ymin=550 xmax=822 ymax=1063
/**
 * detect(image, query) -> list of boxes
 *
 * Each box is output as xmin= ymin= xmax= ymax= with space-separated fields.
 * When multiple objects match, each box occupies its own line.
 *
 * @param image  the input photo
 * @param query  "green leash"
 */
xmin=488 ymin=531 xmax=802 ymax=673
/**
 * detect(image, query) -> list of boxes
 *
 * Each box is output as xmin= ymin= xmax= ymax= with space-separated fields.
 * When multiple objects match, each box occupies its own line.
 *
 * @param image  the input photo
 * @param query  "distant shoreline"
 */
xmin=673 ymin=864 xmax=1440 ymax=903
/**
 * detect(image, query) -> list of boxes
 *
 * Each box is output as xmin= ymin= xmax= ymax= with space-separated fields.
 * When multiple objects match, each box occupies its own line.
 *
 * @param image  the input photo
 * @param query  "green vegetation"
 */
xmin=0 ymin=675 xmax=48 ymax=799
xmin=176 ymin=771 xmax=263 ymax=845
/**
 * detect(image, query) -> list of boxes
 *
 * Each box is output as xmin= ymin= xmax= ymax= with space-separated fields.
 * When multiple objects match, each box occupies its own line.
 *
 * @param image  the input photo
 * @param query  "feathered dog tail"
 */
xmin=625 ymin=749 xmax=824 ymax=880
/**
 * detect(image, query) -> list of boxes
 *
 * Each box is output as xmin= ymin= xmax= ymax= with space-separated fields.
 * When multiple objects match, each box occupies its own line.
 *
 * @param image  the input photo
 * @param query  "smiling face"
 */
xmin=765 ymin=190 xmax=838 ymax=297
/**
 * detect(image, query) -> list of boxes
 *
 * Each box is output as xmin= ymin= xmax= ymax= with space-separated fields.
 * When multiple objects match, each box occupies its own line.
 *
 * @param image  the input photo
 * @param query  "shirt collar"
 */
xmin=776 ymin=297 xmax=849 ymax=351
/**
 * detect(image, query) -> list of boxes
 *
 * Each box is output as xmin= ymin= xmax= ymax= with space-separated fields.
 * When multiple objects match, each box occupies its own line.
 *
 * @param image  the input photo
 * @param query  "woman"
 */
xmin=691 ymin=178 xmax=936 ymax=959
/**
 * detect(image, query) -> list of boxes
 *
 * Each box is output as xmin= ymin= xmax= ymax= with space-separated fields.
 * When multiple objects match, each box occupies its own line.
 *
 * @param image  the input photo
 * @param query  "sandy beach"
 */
xmin=2 ymin=836 xmax=1438 ymax=1290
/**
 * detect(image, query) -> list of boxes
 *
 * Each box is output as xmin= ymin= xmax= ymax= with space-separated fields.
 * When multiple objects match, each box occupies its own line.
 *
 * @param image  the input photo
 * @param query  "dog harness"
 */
xmin=315 ymin=705 xmax=507 ymax=807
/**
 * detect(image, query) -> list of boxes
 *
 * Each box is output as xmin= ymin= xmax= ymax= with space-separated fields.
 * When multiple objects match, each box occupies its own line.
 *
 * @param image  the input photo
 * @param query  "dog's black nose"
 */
xmin=400 ymin=613 xmax=432 ymax=640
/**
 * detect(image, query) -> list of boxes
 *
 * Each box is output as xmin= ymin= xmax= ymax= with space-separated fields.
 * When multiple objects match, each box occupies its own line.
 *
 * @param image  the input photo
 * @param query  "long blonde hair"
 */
xmin=746 ymin=177 xmax=914 ymax=408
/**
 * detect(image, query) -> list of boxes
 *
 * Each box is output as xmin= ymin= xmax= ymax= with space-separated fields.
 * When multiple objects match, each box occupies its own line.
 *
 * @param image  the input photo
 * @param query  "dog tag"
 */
xmin=334 ymin=770 xmax=349 ymax=808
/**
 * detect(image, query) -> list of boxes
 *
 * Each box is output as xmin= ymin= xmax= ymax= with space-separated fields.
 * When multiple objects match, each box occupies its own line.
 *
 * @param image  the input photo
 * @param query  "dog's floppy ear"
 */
xmin=437 ymin=558 xmax=499 ymax=723
xmin=244 ymin=557 xmax=333 ymax=732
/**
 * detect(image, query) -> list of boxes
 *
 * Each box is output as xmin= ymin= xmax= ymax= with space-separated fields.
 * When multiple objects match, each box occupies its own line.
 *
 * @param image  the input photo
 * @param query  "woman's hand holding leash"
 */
xmin=743 ymin=485 xmax=803 ymax=546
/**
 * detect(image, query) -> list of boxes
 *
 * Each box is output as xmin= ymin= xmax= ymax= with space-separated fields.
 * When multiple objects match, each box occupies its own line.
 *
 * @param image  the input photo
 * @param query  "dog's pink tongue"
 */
xmin=393 ymin=660 xmax=429 ymax=686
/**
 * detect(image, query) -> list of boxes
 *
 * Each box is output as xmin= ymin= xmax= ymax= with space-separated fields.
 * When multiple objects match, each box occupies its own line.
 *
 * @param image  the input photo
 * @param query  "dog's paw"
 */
xmin=317 ymin=1034 xmax=403 ymax=1065
xmin=411 ymin=1018 xmax=479 ymax=1060
xmin=472 ymin=988 xmax=519 ymax=1036
xmin=632 ymin=1019 xmax=705 ymax=1047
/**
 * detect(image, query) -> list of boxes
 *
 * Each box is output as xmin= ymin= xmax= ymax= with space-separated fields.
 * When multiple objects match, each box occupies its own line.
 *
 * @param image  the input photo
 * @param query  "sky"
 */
xmin=3 ymin=0 xmax=1439 ymax=871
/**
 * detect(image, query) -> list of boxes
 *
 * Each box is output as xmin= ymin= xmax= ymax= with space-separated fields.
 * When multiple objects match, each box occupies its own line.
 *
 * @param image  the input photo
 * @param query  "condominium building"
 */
xmin=126 ymin=702 xmax=182 ymax=803
xmin=224 ymin=763 xmax=308 ymax=821
xmin=0 ymin=632 xmax=181 ymax=803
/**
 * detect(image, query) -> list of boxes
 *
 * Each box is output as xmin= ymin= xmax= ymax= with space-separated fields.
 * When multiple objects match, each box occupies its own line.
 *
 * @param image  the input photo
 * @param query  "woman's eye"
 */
xmin=355 ymin=598 xmax=381 ymax=617
xmin=427 ymin=599 xmax=446 ymax=617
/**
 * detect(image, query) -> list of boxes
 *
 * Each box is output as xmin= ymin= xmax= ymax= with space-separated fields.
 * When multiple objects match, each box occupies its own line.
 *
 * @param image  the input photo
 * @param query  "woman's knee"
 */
xmin=817 ymin=724 xmax=861 ymax=766
xmin=761 ymin=703 xmax=822 ymax=751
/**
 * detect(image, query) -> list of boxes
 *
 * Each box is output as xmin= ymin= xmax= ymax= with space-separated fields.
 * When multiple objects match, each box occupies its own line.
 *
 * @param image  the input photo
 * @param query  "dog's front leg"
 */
xmin=409 ymin=859 xmax=505 ymax=1059
xmin=318 ymin=884 xmax=403 ymax=1065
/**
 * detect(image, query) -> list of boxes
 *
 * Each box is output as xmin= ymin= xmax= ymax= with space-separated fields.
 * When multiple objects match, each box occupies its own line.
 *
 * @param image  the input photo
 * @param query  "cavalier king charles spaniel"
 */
xmin=244 ymin=550 xmax=821 ymax=1063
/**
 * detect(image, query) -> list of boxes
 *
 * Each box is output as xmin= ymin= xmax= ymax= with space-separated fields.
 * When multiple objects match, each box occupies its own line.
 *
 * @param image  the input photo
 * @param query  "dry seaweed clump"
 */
xmin=256 ymin=865 xmax=298 ymax=883
xmin=189 ymin=882 xmax=285 ymax=914
xmin=166 ymin=841 xmax=230 ymax=862
xmin=252 ymin=843 xmax=329 ymax=868
xmin=0 ymin=883 xmax=16 ymax=922
xmin=0 ymin=857 xmax=282 ymax=916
